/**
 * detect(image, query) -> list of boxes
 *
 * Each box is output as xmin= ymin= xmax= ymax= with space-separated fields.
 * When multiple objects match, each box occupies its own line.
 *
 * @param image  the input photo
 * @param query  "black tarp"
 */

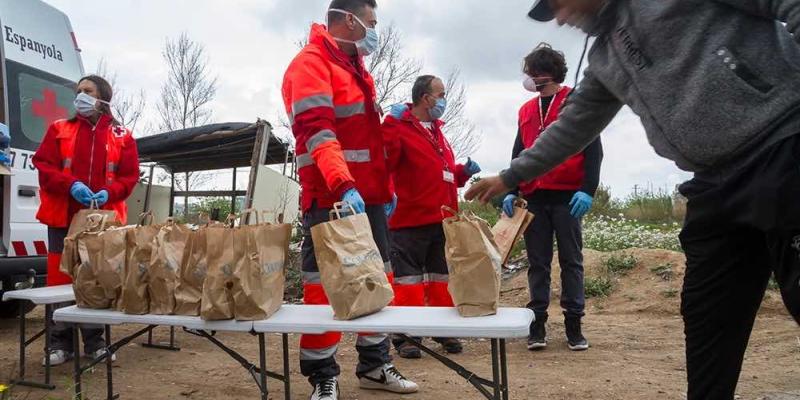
xmin=136 ymin=121 xmax=292 ymax=173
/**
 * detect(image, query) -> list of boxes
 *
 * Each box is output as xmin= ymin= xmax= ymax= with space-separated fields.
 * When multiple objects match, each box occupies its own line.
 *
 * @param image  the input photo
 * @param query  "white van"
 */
xmin=0 ymin=0 xmax=84 ymax=316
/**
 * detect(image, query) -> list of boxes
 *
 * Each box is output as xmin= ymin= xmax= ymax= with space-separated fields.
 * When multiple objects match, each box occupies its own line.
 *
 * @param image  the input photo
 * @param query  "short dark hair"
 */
xmin=411 ymin=75 xmax=437 ymax=106
xmin=523 ymin=43 xmax=568 ymax=83
xmin=328 ymin=0 xmax=377 ymax=24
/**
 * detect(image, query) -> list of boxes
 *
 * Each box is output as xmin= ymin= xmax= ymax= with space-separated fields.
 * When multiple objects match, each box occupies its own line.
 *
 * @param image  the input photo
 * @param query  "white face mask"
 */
xmin=523 ymin=76 xmax=554 ymax=93
xmin=73 ymin=92 xmax=110 ymax=117
xmin=328 ymin=8 xmax=379 ymax=56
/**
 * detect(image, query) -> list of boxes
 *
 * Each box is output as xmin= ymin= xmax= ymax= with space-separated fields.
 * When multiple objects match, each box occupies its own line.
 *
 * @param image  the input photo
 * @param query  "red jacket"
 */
xmin=282 ymin=24 xmax=390 ymax=212
xmin=33 ymin=114 xmax=139 ymax=227
xmin=384 ymin=107 xmax=468 ymax=230
xmin=518 ymin=86 xmax=585 ymax=195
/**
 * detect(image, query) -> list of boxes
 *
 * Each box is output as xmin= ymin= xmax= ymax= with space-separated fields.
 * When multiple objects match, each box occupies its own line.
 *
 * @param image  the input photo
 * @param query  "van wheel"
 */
xmin=0 ymin=300 xmax=36 ymax=319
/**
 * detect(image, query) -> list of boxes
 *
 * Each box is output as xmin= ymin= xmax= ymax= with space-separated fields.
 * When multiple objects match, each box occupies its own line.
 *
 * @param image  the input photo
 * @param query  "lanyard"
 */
xmin=538 ymin=90 xmax=560 ymax=132
xmin=414 ymin=121 xmax=450 ymax=171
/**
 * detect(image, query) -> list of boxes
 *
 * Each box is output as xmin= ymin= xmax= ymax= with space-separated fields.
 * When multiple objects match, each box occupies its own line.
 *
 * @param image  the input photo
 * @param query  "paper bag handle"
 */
xmin=137 ymin=211 xmax=154 ymax=227
xmin=259 ymin=210 xmax=280 ymax=224
xmin=224 ymin=213 xmax=238 ymax=228
xmin=240 ymin=208 xmax=261 ymax=226
xmin=441 ymin=205 xmax=460 ymax=220
xmin=86 ymin=213 xmax=109 ymax=232
xmin=330 ymin=202 xmax=357 ymax=220
xmin=197 ymin=212 xmax=212 ymax=226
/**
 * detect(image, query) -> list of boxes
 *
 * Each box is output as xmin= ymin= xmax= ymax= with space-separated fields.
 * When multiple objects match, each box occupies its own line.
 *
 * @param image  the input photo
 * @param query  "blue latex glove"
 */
xmin=502 ymin=194 xmax=517 ymax=218
xmin=384 ymin=193 xmax=398 ymax=218
xmin=0 ymin=122 xmax=10 ymax=149
xmin=464 ymin=157 xmax=481 ymax=176
xmin=93 ymin=190 xmax=109 ymax=207
xmin=569 ymin=191 xmax=593 ymax=219
xmin=70 ymin=182 xmax=94 ymax=207
xmin=389 ymin=103 xmax=408 ymax=119
xmin=342 ymin=188 xmax=366 ymax=214
xmin=0 ymin=153 xmax=10 ymax=166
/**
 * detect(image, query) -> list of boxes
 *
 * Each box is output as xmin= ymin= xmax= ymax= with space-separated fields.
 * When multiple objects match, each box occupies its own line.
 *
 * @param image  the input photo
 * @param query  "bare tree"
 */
xmin=441 ymin=68 xmax=482 ymax=160
xmin=156 ymin=33 xmax=218 ymax=214
xmin=93 ymin=58 xmax=147 ymax=133
xmin=157 ymin=32 xmax=217 ymax=131
xmin=365 ymin=24 xmax=422 ymax=107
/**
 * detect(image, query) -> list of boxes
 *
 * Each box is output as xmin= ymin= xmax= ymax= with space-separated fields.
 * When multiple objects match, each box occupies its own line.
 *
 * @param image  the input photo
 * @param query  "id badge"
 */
xmin=443 ymin=170 xmax=455 ymax=183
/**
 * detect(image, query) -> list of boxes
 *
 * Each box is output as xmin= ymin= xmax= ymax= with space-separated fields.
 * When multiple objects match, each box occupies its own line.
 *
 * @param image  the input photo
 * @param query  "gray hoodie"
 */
xmin=501 ymin=0 xmax=800 ymax=189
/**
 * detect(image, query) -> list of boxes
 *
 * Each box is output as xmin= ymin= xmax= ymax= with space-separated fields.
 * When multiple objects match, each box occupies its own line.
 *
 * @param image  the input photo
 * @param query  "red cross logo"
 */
xmin=31 ymin=88 xmax=68 ymax=126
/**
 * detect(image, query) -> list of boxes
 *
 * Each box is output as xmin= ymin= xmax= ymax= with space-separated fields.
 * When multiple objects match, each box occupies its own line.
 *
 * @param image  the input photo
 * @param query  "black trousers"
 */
xmin=679 ymin=134 xmax=800 ymax=400
xmin=522 ymin=202 xmax=585 ymax=320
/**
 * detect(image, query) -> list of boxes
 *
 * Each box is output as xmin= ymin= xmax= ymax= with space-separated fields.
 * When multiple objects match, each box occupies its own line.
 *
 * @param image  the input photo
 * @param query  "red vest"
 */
xmin=36 ymin=119 xmax=130 ymax=228
xmin=518 ymin=86 xmax=585 ymax=195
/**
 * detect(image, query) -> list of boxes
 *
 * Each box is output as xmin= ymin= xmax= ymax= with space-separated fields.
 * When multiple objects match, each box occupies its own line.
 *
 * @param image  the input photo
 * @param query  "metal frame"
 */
xmin=69 ymin=325 xmax=291 ymax=400
xmin=11 ymin=301 xmax=56 ymax=390
xmin=141 ymin=326 xmax=180 ymax=351
xmin=397 ymin=335 xmax=510 ymax=400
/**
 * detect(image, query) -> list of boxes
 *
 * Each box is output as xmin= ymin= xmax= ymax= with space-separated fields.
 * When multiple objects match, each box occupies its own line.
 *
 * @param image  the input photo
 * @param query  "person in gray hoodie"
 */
xmin=466 ymin=0 xmax=800 ymax=398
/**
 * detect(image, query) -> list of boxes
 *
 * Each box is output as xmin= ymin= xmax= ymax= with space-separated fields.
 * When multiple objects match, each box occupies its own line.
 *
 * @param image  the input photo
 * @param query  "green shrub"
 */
xmin=650 ymin=262 xmax=675 ymax=281
xmin=458 ymin=200 xmax=501 ymax=227
xmin=585 ymin=276 xmax=614 ymax=298
xmin=623 ymin=187 xmax=676 ymax=224
xmin=602 ymin=252 xmax=638 ymax=275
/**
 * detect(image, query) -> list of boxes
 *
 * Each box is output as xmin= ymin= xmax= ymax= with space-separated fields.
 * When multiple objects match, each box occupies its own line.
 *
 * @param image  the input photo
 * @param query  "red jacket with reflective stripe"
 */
xmin=384 ymin=107 xmax=468 ymax=230
xmin=282 ymin=24 xmax=390 ymax=212
xmin=32 ymin=115 xmax=139 ymax=227
xmin=518 ymin=86 xmax=585 ymax=195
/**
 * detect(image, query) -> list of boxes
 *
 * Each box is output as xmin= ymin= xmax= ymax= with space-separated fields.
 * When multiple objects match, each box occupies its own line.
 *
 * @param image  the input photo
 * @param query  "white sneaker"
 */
xmin=310 ymin=377 xmax=338 ymax=400
xmin=42 ymin=349 xmax=72 ymax=366
xmin=86 ymin=348 xmax=117 ymax=362
xmin=359 ymin=364 xmax=419 ymax=394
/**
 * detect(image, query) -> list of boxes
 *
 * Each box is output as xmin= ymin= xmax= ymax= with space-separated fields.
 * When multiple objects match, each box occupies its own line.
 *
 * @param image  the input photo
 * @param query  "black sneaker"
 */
xmin=310 ymin=377 xmax=339 ymax=400
xmin=433 ymin=337 xmax=463 ymax=354
xmin=565 ymin=317 xmax=589 ymax=351
xmin=527 ymin=316 xmax=547 ymax=350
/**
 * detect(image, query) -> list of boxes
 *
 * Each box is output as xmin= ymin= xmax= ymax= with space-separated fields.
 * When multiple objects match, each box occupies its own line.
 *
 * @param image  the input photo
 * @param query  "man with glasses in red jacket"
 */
xmin=384 ymin=75 xmax=482 ymax=358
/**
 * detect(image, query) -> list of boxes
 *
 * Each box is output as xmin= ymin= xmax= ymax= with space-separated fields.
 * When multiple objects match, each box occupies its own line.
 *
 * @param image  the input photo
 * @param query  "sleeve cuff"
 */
xmin=333 ymin=181 xmax=356 ymax=200
xmin=500 ymin=168 xmax=523 ymax=191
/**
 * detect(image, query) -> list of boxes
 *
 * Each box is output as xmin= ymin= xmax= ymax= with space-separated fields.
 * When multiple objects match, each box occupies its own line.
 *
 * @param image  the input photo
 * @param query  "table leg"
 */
xmin=282 ymin=333 xmax=291 ymax=400
xmin=105 ymin=325 xmax=116 ymax=400
xmin=73 ymin=324 xmax=83 ymax=400
xmin=44 ymin=304 xmax=52 ymax=385
xmin=500 ymin=339 xmax=509 ymax=400
xmin=170 ymin=326 xmax=176 ymax=347
xmin=491 ymin=339 xmax=501 ymax=400
xmin=17 ymin=300 xmax=25 ymax=381
xmin=258 ymin=333 xmax=268 ymax=400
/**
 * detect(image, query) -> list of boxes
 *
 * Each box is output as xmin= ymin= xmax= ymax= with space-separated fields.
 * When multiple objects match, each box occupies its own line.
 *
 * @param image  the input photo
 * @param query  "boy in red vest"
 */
xmin=503 ymin=44 xmax=602 ymax=352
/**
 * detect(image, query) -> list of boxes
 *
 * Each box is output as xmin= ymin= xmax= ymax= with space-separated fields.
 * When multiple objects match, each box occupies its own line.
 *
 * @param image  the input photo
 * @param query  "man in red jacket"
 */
xmin=502 ymin=44 xmax=602 ymax=352
xmin=282 ymin=1 xmax=418 ymax=398
xmin=383 ymin=75 xmax=481 ymax=358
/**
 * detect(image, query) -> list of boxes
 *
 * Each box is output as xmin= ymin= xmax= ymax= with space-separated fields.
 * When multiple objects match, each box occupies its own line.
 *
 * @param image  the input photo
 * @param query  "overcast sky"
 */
xmin=47 ymin=0 xmax=691 ymax=198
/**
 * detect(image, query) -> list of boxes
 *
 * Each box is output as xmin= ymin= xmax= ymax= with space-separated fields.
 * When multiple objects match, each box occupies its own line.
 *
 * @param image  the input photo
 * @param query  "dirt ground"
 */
xmin=2 ymin=249 xmax=799 ymax=399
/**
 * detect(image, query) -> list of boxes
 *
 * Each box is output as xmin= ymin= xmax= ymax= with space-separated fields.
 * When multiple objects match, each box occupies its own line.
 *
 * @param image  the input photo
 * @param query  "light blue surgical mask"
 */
xmin=73 ymin=92 xmax=109 ymax=117
xmin=429 ymin=97 xmax=447 ymax=120
xmin=328 ymin=8 xmax=379 ymax=56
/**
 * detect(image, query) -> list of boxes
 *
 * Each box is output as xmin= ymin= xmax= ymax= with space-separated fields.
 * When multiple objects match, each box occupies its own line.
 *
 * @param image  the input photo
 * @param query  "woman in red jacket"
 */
xmin=32 ymin=74 xmax=139 ymax=366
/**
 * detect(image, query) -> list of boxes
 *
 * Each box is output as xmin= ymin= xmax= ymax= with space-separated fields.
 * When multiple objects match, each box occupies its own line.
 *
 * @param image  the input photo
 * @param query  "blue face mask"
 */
xmin=429 ymin=97 xmax=447 ymax=120
xmin=328 ymin=8 xmax=379 ymax=56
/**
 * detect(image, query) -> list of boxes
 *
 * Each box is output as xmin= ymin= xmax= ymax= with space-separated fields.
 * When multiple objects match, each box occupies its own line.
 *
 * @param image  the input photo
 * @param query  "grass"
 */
xmin=650 ymin=262 xmax=675 ymax=281
xmin=662 ymin=288 xmax=679 ymax=298
xmin=602 ymin=252 xmax=639 ymax=275
xmin=585 ymin=276 xmax=614 ymax=298
xmin=767 ymin=275 xmax=780 ymax=291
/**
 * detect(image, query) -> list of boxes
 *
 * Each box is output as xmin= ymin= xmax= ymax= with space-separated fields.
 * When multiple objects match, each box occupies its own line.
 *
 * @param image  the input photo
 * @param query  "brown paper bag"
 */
xmin=200 ymin=216 xmax=238 ymax=320
xmin=231 ymin=210 xmax=289 ymax=321
xmin=60 ymin=202 xmax=117 ymax=278
xmin=73 ymin=214 xmax=120 ymax=309
xmin=148 ymin=219 xmax=191 ymax=315
xmin=442 ymin=206 xmax=503 ymax=317
xmin=491 ymin=198 xmax=535 ymax=265
xmin=174 ymin=215 xmax=220 ymax=316
xmin=311 ymin=203 xmax=394 ymax=320
xmin=96 ymin=225 xmax=135 ymax=310
xmin=121 ymin=213 xmax=159 ymax=315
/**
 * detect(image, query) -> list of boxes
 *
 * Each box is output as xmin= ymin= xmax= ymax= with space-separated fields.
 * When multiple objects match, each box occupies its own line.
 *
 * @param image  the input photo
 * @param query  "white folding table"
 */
xmin=3 ymin=285 xmax=74 ymax=389
xmin=54 ymin=305 xmax=533 ymax=400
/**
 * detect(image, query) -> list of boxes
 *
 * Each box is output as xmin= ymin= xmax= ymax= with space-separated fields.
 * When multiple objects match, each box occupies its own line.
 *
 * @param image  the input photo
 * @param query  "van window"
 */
xmin=5 ymin=59 xmax=76 ymax=152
